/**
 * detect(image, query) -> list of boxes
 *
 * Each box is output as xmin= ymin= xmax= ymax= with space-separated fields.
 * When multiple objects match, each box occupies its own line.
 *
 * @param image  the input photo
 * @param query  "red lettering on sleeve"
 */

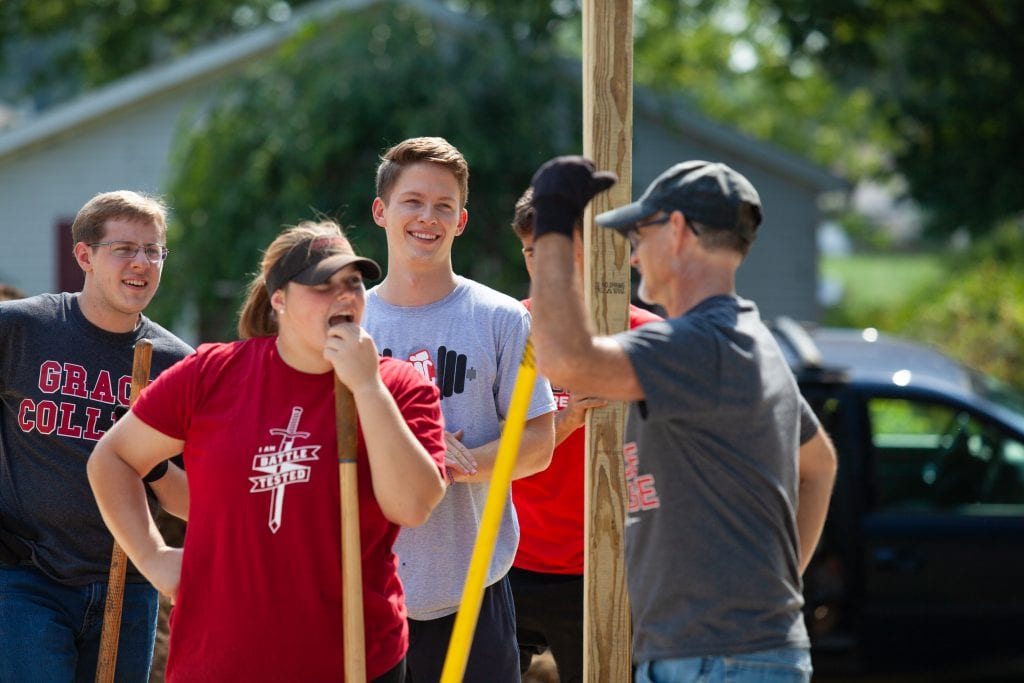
xmin=623 ymin=441 xmax=659 ymax=512
xmin=628 ymin=482 xmax=641 ymax=513
xmin=637 ymin=475 xmax=660 ymax=510
xmin=624 ymin=442 xmax=639 ymax=480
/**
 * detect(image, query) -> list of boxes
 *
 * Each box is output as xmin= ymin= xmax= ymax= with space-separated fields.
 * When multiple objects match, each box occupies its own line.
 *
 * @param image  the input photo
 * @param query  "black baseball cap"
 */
xmin=595 ymin=161 xmax=763 ymax=242
xmin=265 ymin=234 xmax=381 ymax=295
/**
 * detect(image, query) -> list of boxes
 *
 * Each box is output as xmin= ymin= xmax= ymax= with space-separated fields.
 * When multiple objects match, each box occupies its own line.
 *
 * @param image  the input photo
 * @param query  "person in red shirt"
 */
xmin=88 ymin=220 xmax=447 ymax=682
xmin=509 ymin=188 xmax=661 ymax=682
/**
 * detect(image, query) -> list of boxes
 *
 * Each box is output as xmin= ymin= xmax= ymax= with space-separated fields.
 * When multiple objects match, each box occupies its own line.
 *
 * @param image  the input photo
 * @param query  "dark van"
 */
xmin=771 ymin=319 xmax=1024 ymax=680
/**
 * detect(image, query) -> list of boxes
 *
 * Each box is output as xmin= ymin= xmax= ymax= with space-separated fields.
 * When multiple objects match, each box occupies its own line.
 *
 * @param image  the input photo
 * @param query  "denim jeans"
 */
xmin=636 ymin=647 xmax=812 ymax=683
xmin=0 ymin=564 xmax=159 ymax=683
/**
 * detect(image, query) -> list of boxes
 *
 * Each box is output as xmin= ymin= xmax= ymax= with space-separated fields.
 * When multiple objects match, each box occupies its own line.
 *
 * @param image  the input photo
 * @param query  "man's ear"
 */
xmin=73 ymin=242 xmax=93 ymax=273
xmin=455 ymin=208 xmax=468 ymax=236
xmin=371 ymin=197 xmax=388 ymax=228
xmin=671 ymin=211 xmax=689 ymax=253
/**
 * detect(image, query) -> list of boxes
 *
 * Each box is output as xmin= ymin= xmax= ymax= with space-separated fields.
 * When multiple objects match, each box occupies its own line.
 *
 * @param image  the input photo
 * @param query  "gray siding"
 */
xmin=0 ymin=86 xmax=217 ymax=294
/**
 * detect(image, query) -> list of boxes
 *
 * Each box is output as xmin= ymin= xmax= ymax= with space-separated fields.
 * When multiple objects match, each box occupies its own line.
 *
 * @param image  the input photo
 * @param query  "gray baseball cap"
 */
xmin=595 ymin=160 xmax=763 ymax=242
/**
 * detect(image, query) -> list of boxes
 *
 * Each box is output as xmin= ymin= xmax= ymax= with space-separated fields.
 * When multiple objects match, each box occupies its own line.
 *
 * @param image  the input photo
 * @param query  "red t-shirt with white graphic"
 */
xmin=512 ymin=303 xmax=662 ymax=574
xmin=131 ymin=337 xmax=446 ymax=681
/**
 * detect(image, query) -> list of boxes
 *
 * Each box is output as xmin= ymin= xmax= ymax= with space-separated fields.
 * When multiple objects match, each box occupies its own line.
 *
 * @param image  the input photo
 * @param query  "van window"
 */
xmin=868 ymin=397 xmax=1024 ymax=513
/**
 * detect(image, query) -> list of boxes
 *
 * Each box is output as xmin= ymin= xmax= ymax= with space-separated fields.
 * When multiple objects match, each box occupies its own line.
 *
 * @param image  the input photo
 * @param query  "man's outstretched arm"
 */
xmin=529 ymin=156 xmax=643 ymax=401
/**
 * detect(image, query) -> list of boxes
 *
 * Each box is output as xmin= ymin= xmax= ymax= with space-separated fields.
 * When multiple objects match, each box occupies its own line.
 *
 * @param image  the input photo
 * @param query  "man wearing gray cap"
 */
xmin=525 ymin=157 xmax=837 ymax=682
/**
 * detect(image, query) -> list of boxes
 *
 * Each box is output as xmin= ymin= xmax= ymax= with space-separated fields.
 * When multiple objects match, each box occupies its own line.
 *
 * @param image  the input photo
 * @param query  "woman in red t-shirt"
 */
xmin=88 ymin=220 xmax=447 ymax=682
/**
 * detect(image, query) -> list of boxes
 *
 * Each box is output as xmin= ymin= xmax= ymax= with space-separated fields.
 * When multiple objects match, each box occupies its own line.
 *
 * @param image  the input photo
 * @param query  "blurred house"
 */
xmin=0 ymin=0 xmax=844 ymax=341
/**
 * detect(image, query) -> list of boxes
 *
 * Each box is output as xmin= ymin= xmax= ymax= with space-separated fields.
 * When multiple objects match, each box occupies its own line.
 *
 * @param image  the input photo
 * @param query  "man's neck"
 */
xmin=668 ymin=287 xmax=735 ymax=318
xmin=376 ymin=265 xmax=459 ymax=307
xmin=76 ymin=291 xmax=142 ymax=334
xmin=665 ymin=262 xmax=738 ymax=318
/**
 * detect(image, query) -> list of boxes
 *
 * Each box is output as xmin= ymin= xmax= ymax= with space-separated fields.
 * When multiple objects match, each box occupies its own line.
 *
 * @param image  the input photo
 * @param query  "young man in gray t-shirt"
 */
xmin=363 ymin=136 xmax=555 ymax=682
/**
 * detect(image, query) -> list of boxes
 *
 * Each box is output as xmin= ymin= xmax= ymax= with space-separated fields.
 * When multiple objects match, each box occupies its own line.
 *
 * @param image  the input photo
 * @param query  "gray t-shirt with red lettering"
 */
xmin=615 ymin=294 xmax=818 ymax=662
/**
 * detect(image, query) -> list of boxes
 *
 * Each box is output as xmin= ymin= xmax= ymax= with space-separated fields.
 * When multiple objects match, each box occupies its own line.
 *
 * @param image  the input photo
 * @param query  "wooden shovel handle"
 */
xmin=336 ymin=376 xmax=366 ymax=682
xmin=96 ymin=339 xmax=153 ymax=683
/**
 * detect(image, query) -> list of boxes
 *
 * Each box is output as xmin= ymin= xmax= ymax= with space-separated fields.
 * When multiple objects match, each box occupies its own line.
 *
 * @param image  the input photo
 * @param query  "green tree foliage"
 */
xmin=150 ymin=1 xmax=581 ymax=340
xmin=441 ymin=0 xmax=567 ymax=41
xmin=765 ymin=0 xmax=1024 ymax=236
xmin=877 ymin=222 xmax=1024 ymax=388
xmin=450 ymin=0 xmax=890 ymax=182
xmin=630 ymin=0 xmax=892 ymax=181
xmin=0 ymin=0 xmax=316 ymax=99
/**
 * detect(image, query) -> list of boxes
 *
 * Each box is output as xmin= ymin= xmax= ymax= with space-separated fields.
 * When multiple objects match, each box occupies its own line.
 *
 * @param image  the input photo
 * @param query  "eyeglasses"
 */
xmin=624 ymin=215 xmax=670 ymax=250
xmin=89 ymin=241 xmax=169 ymax=263
xmin=635 ymin=215 xmax=672 ymax=230
xmin=521 ymin=246 xmax=535 ymax=258
xmin=624 ymin=214 xmax=699 ymax=249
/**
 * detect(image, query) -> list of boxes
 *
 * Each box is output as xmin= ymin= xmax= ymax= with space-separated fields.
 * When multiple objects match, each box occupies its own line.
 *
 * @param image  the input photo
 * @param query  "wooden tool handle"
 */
xmin=336 ymin=376 xmax=366 ymax=682
xmin=96 ymin=339 xmax=153 ymax=683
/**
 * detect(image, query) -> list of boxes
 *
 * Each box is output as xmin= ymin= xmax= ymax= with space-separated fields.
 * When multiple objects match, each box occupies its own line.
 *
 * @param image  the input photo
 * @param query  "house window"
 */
xmin=56 ymin=218 xmax=83 ymax=293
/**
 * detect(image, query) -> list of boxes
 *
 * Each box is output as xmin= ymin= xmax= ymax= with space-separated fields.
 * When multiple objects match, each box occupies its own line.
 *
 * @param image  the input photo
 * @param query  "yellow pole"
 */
xmin=439 ymin=338 xmax=538 ymax=683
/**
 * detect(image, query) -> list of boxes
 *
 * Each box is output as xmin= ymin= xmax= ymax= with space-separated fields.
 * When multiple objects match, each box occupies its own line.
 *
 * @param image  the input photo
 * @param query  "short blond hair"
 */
xmin=71 ymin=191 xmax=168 ymax=244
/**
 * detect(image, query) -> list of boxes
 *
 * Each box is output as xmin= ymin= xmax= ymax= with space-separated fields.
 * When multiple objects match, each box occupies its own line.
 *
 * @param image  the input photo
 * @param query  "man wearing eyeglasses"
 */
xmin=508 ymin=186 xmax=661 ymax=683
xmin=0 ymin=190 xmax=193 ymax=681
xmin=525 ymin=158 xmax=837 ymax=683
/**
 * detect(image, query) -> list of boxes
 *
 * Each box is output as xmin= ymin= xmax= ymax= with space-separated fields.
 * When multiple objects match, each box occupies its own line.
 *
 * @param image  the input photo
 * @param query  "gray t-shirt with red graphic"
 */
xmin=616 ymin=294 xmax=818 ymax=662
xmin=364 ymin=276 xmax=555 ymax=620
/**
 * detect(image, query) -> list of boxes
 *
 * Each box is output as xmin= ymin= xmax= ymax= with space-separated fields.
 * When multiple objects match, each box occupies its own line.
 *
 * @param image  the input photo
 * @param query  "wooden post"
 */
xmin=581 ymin=1 xmax=633 ymax=681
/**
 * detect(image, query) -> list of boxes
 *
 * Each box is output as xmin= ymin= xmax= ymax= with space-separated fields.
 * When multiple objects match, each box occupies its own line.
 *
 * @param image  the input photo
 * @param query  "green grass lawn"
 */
xmin=822 ymin=252 xmax=948 ymax=324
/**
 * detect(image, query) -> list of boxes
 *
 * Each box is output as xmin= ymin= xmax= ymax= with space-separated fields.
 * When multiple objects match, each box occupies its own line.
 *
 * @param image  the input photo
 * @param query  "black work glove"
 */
xmin=0 ymin=516 xmax=36 ymax=566
xmin=530 ymin=155 xmax=618 ymax=239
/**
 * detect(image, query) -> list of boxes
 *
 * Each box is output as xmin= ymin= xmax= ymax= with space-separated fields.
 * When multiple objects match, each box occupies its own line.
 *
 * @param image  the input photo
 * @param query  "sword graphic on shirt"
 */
xmin=249 ymin=406 xmax=321 ymax=533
